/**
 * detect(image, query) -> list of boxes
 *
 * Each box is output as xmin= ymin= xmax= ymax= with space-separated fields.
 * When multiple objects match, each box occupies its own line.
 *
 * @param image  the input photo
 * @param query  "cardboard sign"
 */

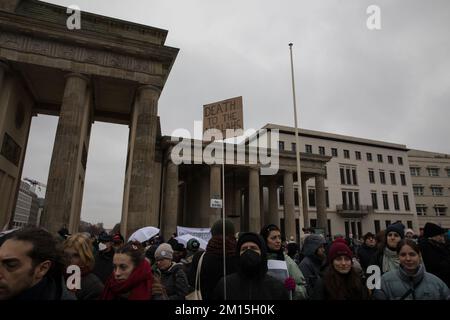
xmin=203 ymin=96 xmax=243 ymax=139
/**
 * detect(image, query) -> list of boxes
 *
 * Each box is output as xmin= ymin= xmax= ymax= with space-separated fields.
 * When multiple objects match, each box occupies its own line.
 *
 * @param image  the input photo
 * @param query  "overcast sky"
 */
xmin=22 ymin=0 xmax=450 ymax=228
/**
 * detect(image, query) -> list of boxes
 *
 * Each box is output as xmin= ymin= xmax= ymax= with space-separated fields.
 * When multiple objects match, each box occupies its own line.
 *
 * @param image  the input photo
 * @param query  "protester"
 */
xmin=405 ymin=229 xmax=415 ymax=241
xmin=0 ymin=227 xmax=75 ymax=300
xmin=310 ymin=239 xmax=369 ymax=300
xmin=259 ymin=224 xmax=307 ymax=299
xmin=419 ymin=222 xmax=450 ymax=287
xmin=92 ymin=232 xmax=115 ymax=284
xmin=374 ymin=239 xmax=450 ymax=300
xmin=188 ymin=219 xmax=239 ymax=300
xmin=100 ymin=242 xmax=154 ymax=300
xmin=369 ymin=222 xmax=405 ymax=274
xmin=356 ymin=232 xmax=377 ymax=273
xmin=212 ymin=232 xmax=289 ymax=300
xmin=63 ymin=233 xmax=104 ymax=300
xmin=181 ymin=238 xmax=201 ymax=275
xmin=112 ymin=233 xmax=125 ymax=251
xmin=154 ymin=243 xmax=190 ymax=300
xmin=298 ymin=234 xmax=327 ymax=296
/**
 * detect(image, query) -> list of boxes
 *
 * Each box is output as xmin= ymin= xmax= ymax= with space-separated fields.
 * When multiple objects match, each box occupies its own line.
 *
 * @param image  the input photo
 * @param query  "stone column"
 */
xmin=234 ymin=188 xmax=241 ymax=218
xmin=260 ymin=186 xmax=265 ymax=226
xmin=283 ymin=171 xmax=296 ymax=241
xmin=301 ymin=178 xmax=309 ymax=229
xmin=209 ymin=164 xmax=222 ymax=226
xmin=315 ymin=174 xmax=328 ymax=235
xmin=161 ymin=160 xmax=179 ymax=241
xmin=267 ymin=176 xmax=279 ymax=226
xmin=121 ymin=85 xmax=160 ymax=238
xmin=42 ymin=73 xmax=91 ymax=235
xmin=0 ymin=61 xmax=7 ymax=90
xmin=249 ymin=167 xmax=261 ymax=232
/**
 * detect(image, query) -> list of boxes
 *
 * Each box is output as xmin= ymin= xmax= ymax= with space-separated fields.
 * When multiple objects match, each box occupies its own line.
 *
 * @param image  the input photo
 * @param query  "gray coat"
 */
xmin=374 ymin=264 xmax=450 ymax=300
xmin=299 ymin=234 xmax=326 ymax=296
xmin=159 ymin=262 xmax=191 ymax=300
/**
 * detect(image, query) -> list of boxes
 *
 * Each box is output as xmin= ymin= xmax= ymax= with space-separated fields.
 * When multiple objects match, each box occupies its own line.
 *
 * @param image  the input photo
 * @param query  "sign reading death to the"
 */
xmin=203 ymin=96 xmax=243 ymax=139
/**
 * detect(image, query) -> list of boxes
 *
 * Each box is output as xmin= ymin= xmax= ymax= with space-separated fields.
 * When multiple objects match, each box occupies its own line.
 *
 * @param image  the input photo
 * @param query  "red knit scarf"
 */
xmin=206 ymin=235 xmax=237 ymax=256
xmin=101 ymin=259 xmax=153 ymax=300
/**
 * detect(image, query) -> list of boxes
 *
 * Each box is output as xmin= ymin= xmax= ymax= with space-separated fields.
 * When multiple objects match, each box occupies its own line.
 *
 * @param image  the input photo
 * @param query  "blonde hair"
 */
xmin=63 ymin=233 xmax=95 ymax=271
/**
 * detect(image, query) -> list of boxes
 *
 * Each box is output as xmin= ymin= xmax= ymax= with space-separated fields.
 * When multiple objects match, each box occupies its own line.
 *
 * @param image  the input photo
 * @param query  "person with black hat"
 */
xmin=92 ymin=232 xmax=114 ymax=284
xmin=356 ymin=232 xmax=377 ymax=273
xmin=419 ymin=222 xmax=450 ymax=287
xmin=212 ymin=232 xmax=289 ymax=300
xmin=181 ymin=238 xmax=202 ymax=275
xmin=188 ymin=219 xmax=239 ymax=300
xmin=369 ymin=222 xmax=405 ymax=275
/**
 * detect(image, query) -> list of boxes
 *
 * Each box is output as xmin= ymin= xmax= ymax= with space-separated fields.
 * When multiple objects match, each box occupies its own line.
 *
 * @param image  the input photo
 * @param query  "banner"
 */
xmin=177 ymin=226 xmax=212 ymax=243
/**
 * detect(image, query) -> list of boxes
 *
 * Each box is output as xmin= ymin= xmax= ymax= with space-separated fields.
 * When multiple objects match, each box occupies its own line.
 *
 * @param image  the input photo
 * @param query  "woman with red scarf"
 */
xmin=101 ymin=242 xmax=154 ymax=300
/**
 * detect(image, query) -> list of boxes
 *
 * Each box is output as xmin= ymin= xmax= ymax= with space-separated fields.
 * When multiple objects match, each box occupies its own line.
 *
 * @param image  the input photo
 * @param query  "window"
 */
xmin=310 ymin=219 xmax=317 ymax=228
xmin=279 ymin=141 xmax=285 ymax=151
xmin=416 ymin=205 xmax=427 ymax=216
xmin=388 ymin=156 xmax=393 ymax=164
xmin=367 ymin=153 xmax=373 ymax=161
xmin=390 ymin=172 xmax=396 ymax=185
xmin=308 ymin=189 xmax=316 ymax=207
xmin=369 ymin=170 xmax=375 ymax=183
xmin=355 ymin=151 xmax=361 ymax=160
xmin=294 ymin=188 xmax=299 ymax=206
xmin=319 ymin=146 xmax=325 ymax=155
xmin=340 ymin=168 xmax=346 ymax=185
xmin=410 ymin=167 xmax=420 ymax=176
xmin=393 ymin=193 xmax=400 ymax=211
xmin=291 ymin=143 xmax=296 ymax=152
xmin=407 ymin=221 xmax=413 ymax=229
xmin=380 ymin=171 xmax=386 ymax=184
xmin=278 ymin=187 xmax=284 ymax=206
xmin=326 ymin=190 xmax=330 ymax=208
xmin=371 ymin=192 xmax=378 ymax=210
xmin=385 ymin=220 xmax=391 ymax=228
xmin=431 ymin=186 xmax=443 ymax=196
xmin=374 ymin=220 xmax=381 ymax=234
xmin=382 ymin=193 xmax=389 ymax=210
xmin=447 ymin=169 xmax=450 ymax=177
xmin=331 ymin=148 xmax=338 ymax=157
xmin=413 ymin=186 xmax=424 ymax=196
xmin=352 ymin=169 xmax=358 ymax=185
xmin=340 ymin=165 xmax=357 ymax=185
xmin=346 ymin=169 xmax=351 ymax=185
xmin=434 ymin=206 xmax=447 ymax=216
xmin=344 ymin=150 xmax=350 ymax=159
xmin=428 ymin=168 xmax=439 ymax=177
xmin=403 ymin=194 xmax=410 ymax=211
xmin=377 ymin=154 xmax=383 ymax=163
xmin=398 ymin=157 xmax=403 ymax=165
xmin=305 ymin=144 xmax=312 ymax=153
xmin=342 ymin=191 xmax=359 ymax=210
xmin=400 ymin=173 xmax=406 ymax=186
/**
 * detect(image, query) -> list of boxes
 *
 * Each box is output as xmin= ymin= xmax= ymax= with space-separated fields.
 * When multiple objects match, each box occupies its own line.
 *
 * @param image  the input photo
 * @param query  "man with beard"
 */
xmin=212 ymin=232 xmax=289 ymax=300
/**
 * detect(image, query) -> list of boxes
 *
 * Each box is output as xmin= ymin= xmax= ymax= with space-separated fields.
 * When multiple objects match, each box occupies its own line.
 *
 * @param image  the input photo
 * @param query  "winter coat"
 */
xmin=368 ymin=247 xmax=399 ymax=275
xmin=299 ymin=255 xmax=324 ymax=296
xmin=12 ymin=276 xmax=77 ymax=300
xmin=266 ymin=252 xmax=307 ymax=300
xmin=310 ymin=271 xmax=369 ymax=300
xmin=159 ymin=262 xmax=191 ymax=300
xmin=373 ymin=264 xmax=450 ymax=300
xmin=419 ymin=239 xmax=450 ymax=288
xmin=212 ymin=273 xmax=289 ymax=300
xmin=356 ymin=244 xmax=377 ymax=273
xmin=75 ymin=273 xmax=104 ymax=300
xmin=93 ymin=249 xmax=114 ymax=284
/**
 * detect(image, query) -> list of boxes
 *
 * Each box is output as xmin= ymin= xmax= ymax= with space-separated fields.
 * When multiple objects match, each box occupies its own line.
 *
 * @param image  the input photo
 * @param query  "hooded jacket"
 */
xmin=299 ymin=234 xmax=326 ymax=295
xmin=212 ymin=233 xmax=289 ymax=300
xmin=374 ymin=264 xmax=450 ymax=300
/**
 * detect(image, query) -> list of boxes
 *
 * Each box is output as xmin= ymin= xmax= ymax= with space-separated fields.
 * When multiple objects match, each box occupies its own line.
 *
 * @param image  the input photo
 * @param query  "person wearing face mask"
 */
xmin=92 ymin=233 xmax=115 ymax=284
xmin=298 ymin=234 xmax=327 ymax=296
xmin=212 ymin=232 xmax=289 ymax=300
xmin=259 ymin=224 xmax=307 ymax=300
xmin=310 ymin=239 xmax=369 ymax=300
xmin=374 ymin=239 xmax=449 ymax=300
xmin=369 ymin=222 xmax=405 ymax=275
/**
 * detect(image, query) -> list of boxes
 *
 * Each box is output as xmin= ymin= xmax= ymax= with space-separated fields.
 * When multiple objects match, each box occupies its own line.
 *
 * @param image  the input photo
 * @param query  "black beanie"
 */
xmin=386 ymin=222 xmax=405 ymax=239
xmin=211 ymin=219 xmax=235 ymax=237
xmin=236 ymin=232 xmax=266 ymax=256
xmin=423 ymin=222 xmax=445 ymax=238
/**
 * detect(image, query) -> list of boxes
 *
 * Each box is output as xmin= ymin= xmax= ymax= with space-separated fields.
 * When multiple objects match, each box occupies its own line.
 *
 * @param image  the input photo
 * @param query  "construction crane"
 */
xmin=24 ymin=178 xmax=47 ymax=193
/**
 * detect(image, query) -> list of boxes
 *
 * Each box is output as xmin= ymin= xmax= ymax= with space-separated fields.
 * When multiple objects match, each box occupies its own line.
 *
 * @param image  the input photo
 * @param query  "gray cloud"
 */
xmin=24 ymin=0 xmax=449 ymax=227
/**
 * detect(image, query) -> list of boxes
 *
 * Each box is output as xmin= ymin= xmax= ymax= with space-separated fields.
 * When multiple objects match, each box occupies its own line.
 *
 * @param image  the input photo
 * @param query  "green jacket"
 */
xmin=267 ymin=252 xmax=308 ymax=300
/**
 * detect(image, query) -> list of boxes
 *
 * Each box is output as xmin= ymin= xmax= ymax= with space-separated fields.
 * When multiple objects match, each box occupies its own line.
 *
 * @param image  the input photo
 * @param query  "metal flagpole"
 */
xmin=222 ymin=140 xmax=227 ymax=300
xmin=289 ymin=43 xmax=304 ymax=242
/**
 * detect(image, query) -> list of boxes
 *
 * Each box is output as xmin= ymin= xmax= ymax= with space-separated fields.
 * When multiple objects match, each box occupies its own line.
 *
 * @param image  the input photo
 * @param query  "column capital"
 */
xmin=137 ymin=84 xmax=161 ymax=95
xmin=64 ymin=73 xmax=90 ymax=84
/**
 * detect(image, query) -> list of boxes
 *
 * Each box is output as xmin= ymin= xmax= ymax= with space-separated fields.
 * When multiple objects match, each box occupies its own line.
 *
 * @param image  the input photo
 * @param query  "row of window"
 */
xmin=278 ymin=187 xmax=330 ymax=208
xmin=370 ymin=191 xmax=411 ymax=211
xmin=413 ymin=185 xmax=447 ymax=197
xmin=374 ymin=220 xmax=414 ymax=234
xmin=416 ymin=205 xmax=447 ymax=216
xmin=368 ymin=169 xmax=407 ymax=186
xmin=410 ymin=167 xmax=450 ymax=177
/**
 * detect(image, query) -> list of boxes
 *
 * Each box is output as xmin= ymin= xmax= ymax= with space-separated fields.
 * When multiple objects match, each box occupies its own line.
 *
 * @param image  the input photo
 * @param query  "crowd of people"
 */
xmin=0 ymin=220 xmax=449 ymax=300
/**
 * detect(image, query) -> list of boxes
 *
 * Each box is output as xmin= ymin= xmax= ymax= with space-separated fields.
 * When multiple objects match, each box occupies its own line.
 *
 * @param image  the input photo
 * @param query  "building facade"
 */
xmin=261 ymin=124 xmax=419 ymax=239
xmin=408 ymin=149 xmax=450 ymax=229
xmin=12 ymin=180 xmax=39 ymax=228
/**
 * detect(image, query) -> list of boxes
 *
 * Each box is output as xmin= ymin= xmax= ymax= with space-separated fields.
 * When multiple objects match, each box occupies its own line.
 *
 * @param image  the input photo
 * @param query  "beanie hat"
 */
xmin=155 ymin=243 xmax=173 ymax=261
xmin=404 ymin=229 xmax=415 ymax=236
xmin=211 ymin=219 xmax=235 ymax=237
xmin=385 ymin=222 xmax=405 ymax=239
xmin=423 ymin=222 xmax=446 ymax=238
xmin=328 ymin=240 xmax=353 ymax=264
xmin=236 ymin=232 xmax=266 ymax=255
xmin=187 ymin=238 xmax=200 ymax=252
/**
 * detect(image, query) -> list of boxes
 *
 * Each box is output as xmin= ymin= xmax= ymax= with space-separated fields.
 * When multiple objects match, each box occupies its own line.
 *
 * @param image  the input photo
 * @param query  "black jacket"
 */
xmin=93 ymin=249 xmax=114 ymax=284
xmin=76 ymin=273 xmax=104 ymax=300
xmin=357 ymin=244 xmax=377 ymax=273
xmin=12 ymin=276 xmax=76 ymax=300
xmin=419 ymin=239 xmax=450 ymax=287
xmin=159 ymin=263 xmax=191 ymax=300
